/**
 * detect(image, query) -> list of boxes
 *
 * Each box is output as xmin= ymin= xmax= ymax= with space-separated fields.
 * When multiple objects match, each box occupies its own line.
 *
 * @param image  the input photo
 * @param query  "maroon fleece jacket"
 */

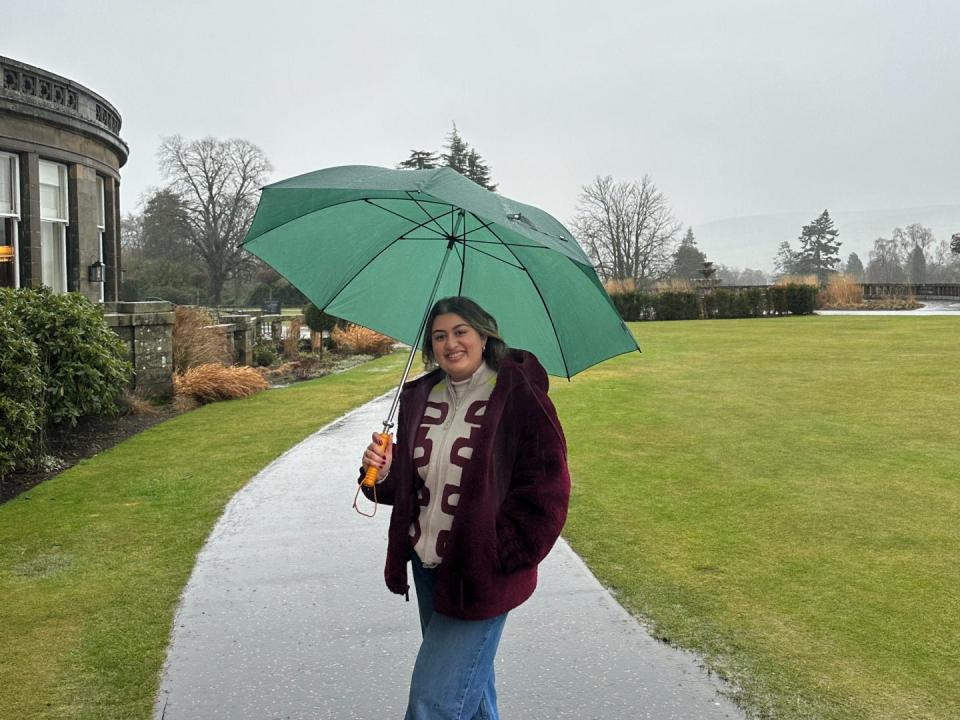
xmin=362 ymin=349 xmax=570 ymax=620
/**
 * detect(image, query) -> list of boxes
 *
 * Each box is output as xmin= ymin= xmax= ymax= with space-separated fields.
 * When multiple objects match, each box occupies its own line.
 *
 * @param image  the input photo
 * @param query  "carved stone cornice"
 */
xmin=0 ymin=56 xmax=129 ymax=166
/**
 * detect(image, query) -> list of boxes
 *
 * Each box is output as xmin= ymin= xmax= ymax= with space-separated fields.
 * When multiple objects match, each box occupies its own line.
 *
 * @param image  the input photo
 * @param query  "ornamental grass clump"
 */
xmin=172 ymin=306 xmax=231 ymax=372
xmin=819 ymin=274 xmax=864 ymax=308
xmin=173 ymin=363 xmax=267 ymax=404
xmin=283 ymin=318 xmax=302 ymax=360
xmin=330 ymin=324 xmax=394 ymax=356
xmin=773 ymin=274 xmax=818 ymax=287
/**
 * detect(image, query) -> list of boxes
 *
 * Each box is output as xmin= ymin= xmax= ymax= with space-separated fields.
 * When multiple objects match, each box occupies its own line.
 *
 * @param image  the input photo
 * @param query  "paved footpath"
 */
xmin=153 ymin=391 xmax=745 ymax=720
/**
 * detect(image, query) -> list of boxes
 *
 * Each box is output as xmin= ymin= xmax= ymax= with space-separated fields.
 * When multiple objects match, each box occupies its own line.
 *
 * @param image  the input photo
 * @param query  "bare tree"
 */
xmin=158 ymin=135 xmax=272 ymax=305
xmin=120 ymin=210 xmax=145 ymax=254
xmin=892 ymin=224 xmax=936 ymax=258
xmin=866 ymin=236 xmax=906 ymax=283
xmin=572 ymin=175 xmax=681 ymax=286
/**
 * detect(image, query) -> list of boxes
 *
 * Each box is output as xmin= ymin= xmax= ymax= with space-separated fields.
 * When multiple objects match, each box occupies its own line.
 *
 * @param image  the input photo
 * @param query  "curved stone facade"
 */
xmin=0 ymin=56 xmax=128 ymax=302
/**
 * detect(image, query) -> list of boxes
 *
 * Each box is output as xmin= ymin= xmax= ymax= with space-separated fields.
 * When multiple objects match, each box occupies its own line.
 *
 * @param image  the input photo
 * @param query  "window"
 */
xmin=96 ymin=176 xmax=106 ymax=301
xmin=0 ymin=153 xmax=18 ymax=216
xmin=0 ymin=152 xmax=19 ymax=288
xmin=39 ymin=159 xmax=68 ymax=293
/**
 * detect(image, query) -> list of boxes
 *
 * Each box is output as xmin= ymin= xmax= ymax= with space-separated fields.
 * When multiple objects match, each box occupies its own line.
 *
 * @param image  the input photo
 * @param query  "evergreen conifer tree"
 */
xmin=671 ymin=227 xmax=706 ymax=280
xmin=797 ymin=209 xmax=842 ymax=285
xmin=773 ymin=241 xmax=798 ymax=277
xmin=845 ymin=252 xmax=865 ymax=280
xmin=398 ymin=150 xmax=440 ymax=170
xmin=907 ymin=245 xmax=927 ymax=284
xmin=466 ymin=149 xmax=496 ymax=191
xmin=442 ymin=123 xmax=470 ymax=174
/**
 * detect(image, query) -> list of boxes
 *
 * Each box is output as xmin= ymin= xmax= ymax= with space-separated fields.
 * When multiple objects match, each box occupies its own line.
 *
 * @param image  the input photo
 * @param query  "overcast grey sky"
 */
xmin=8 ymin=0 xmax=960 ymax=236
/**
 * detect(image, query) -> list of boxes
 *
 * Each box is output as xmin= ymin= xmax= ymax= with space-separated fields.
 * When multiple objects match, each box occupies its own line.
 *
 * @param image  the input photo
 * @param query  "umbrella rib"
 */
xmin=460 ymin=244 xmax=525 ymax=270
xmin=405 ymin=192 xmax=455 ymax=238
xmin=319 ymin=234 xmax=408 ymax=316
xmin=243 ymin=196 xmax=457 ymax=245
xmin=365 ymin=199 xmax=453 ymax=237
xmin=463 ymin=238 xmax=552 ymax=248
xmin=486 ymin=224 xmax=573 ymax=379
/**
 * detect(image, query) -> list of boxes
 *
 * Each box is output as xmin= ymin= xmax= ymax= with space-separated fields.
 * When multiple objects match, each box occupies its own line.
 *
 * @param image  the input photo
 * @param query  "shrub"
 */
xmin=252 ymin=344 xmax=277 ymax=367
xmin=766 ymin=285 xmax=789 ymax=316
xmin=0 ymin=294 xmax=43 ymax=480
xmin=330 ymin=324 xmax=395 ymax=356
xmin=4 ymin=287 xmax=132 ymax=427
xmin=173 ymin=363 xmax=268 ymax=404
xmin=702 ymin=288 xmax=765 ymax=319
xmin=654 ymin=291 xmax=699 ymax=321
xmin=172 ymin=306 xmax=231 ymax=372
xmin=303 ymin=303 xmax=338 ymax=334
xmin=610 ymin=291 xmax=655 ymax=321
xmin=303 ymin=303 xmax=338 ymax=354
xmin=786 ymin=283 xmax=817 ymax=315
xmin=743 ymin=287 xmax=764 ymax=317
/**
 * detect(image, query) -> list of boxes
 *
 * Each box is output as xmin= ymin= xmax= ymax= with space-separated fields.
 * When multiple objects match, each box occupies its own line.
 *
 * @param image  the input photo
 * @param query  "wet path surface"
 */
xmin=154 ymin=392 xmax=744 ymax=720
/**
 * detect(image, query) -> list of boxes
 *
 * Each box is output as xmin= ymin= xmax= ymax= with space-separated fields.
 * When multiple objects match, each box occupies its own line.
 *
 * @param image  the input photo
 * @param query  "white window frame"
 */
xmin=0 ymin=152 xmax=21 ymax=288
xmin=39 ymin=159 xmax=69 ymax=293
xmin=96 ymin=175 xmax=106 ymax=302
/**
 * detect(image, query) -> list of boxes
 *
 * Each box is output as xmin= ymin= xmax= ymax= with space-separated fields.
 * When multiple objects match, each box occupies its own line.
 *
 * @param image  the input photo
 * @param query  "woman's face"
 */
xmin=431 ymin=312 xmax=486 ymax=381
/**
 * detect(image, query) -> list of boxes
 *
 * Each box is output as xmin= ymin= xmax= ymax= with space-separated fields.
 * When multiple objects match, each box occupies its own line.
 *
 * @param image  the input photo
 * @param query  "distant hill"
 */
xmin=694 ymin=205 xmax=960 ymax=273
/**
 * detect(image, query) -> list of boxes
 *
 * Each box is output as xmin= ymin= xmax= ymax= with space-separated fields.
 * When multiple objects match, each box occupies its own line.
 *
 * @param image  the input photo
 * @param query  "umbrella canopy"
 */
xmin=243 ymin=165 xmax=638 ymax=378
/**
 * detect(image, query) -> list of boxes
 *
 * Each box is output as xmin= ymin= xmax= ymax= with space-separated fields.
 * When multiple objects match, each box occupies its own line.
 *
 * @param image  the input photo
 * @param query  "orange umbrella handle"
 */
xmin=362 ymin=432 xmax=392 ymax=487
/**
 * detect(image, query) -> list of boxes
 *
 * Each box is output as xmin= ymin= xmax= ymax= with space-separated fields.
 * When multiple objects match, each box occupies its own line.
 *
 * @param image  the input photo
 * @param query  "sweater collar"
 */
xmin=440 ymin=361 xmax=496 ymax=400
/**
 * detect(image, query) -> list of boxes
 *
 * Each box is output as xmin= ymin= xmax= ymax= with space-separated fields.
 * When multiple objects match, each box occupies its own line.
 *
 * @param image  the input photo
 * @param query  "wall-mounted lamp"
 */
xmin=0 ymin=245 xmax=14 ymax=263
xmin=88 ymin=260 xmax=105 ymax=283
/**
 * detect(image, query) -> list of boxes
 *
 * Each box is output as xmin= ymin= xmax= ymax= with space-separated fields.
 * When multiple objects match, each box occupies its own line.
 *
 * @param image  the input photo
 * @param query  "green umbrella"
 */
xmin=244 ymin=164 xmax=638 ymax=378
xmin=244 ymin=165 xmax=639 ymax=503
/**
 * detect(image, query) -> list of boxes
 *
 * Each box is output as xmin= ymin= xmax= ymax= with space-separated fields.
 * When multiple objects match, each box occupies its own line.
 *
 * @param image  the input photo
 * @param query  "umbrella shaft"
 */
xmin=381 ymin=238 xmax=457 ymax=430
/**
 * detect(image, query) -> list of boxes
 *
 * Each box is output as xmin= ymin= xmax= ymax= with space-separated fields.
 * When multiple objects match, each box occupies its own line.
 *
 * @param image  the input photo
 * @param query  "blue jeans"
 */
xmin=405 ymin=552 xmax=508 ymax=720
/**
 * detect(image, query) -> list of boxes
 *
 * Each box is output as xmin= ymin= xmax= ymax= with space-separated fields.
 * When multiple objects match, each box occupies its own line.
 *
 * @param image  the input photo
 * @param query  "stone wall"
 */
xmin=103 ymin=300 xmax=174 ymax=399
xmin=218 ymin=314 xmax=256 ymax=366
xmin=100 ymin=305 xmax=309 ymax=399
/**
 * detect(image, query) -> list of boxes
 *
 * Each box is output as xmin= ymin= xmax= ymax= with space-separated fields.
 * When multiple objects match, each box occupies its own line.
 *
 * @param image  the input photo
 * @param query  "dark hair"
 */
xmin=422 ymin=296 xmax=509 ymax=370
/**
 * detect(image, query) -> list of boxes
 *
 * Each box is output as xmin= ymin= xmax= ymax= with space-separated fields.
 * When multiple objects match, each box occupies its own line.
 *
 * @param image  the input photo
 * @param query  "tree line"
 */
xmin=773 ymin=216 xmax=960 ymax=285
xmin=570 ymin=176 xmax=767 ymax=288
xmin=121 ymin=125 xmax=501 ymax=306
xmin=124 ymin=128 xmax=960 ymax=307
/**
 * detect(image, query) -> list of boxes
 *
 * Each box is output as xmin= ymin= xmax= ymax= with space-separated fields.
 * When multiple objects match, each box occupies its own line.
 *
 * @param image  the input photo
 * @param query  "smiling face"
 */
xmin=430 ymin=312 xmax=486 ymax=381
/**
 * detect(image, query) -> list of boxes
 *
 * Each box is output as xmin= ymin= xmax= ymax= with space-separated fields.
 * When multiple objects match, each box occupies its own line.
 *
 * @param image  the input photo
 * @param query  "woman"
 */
xmin=360 ymin=296 xmax=570 ymax=720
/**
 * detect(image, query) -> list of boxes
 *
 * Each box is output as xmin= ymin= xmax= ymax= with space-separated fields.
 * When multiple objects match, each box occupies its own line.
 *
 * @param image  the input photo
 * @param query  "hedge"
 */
xmin=610 ymin=284 xmax=818 ymax=321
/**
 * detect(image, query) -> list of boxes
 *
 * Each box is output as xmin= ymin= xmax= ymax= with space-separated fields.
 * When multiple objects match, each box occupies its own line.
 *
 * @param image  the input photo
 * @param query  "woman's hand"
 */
xmin=362 ymin=432 xmax=393 ymax=479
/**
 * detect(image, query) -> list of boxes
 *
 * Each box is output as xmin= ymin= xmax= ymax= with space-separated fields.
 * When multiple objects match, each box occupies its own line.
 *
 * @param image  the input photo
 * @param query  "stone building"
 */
xmin=0 ymin=56 xmax=127 ymax=302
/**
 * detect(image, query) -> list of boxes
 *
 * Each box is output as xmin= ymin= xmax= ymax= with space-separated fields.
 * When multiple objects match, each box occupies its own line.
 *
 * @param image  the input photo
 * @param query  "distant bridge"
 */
xmin=717 ymin=283 xmax=960 ymax=301
xmin=859 ymin=283 xmax=960 ymax=300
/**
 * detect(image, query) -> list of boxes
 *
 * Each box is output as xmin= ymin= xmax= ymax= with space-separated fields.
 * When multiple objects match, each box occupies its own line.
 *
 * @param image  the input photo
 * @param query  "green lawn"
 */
xmin=0 ymin=352 xmax=407 ymax=720
xmin=2 ymin=318 xmax=958 ymax=720
xmin=551 ymin=316 xmax=960 ymax=720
